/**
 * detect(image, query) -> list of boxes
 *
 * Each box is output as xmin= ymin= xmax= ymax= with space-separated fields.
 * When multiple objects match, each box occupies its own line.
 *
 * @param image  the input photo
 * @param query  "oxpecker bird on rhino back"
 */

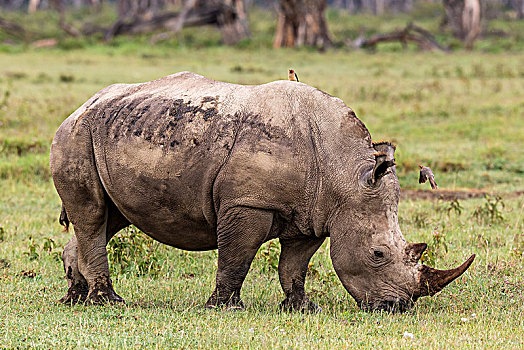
xmin=50 ymin=72 xmax=475 ymax=312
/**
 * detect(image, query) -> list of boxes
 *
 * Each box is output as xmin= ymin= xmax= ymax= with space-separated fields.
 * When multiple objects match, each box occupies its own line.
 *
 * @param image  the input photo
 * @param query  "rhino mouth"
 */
xmin=361 ymin=298 xmax=414 ymax=313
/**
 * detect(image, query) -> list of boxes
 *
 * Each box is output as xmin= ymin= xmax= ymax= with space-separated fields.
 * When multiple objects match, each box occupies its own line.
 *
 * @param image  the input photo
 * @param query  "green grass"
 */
xmin=0 ymin=178 xmax=523 ymax=348
xmin=0 ymin=8 xmax=523 ymax=348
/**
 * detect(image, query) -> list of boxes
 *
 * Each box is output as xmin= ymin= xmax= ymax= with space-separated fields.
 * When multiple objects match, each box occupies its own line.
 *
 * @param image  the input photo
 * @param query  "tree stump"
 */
xmin=273 ymin=0 xmax=332 ymax=49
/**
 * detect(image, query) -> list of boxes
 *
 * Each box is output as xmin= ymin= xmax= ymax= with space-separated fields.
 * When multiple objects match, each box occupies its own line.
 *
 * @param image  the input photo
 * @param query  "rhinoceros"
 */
xmin=50 ymin=72 xmax=474 ymax=312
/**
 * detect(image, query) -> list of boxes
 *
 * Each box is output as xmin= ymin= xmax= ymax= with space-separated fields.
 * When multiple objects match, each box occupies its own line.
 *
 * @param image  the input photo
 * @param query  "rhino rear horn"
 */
xmin=406 ymin=243 xmax=427 ymax=263
xmin=418 ymin=254 xmax=476 ymax=296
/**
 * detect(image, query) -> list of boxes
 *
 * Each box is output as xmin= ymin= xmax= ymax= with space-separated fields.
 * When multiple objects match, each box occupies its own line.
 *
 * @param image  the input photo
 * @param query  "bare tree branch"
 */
xmin=351 ymin=23 xmax=450 ymax=52
xmin=103 ymin=5 xmax=223 ymax=41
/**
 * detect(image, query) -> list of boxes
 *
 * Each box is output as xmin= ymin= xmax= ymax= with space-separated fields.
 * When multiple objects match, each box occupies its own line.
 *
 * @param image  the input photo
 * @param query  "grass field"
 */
xmin=0 ymin=9 xmax=523 ymax=348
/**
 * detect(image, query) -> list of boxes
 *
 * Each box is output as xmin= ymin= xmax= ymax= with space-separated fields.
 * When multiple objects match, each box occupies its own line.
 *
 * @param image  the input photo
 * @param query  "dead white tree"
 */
xmin=443 ymin=0 xmax=481 ymax=49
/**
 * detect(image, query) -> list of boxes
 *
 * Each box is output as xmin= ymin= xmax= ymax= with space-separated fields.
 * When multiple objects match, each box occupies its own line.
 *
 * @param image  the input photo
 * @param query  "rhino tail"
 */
xmin=59 ymin=204 xmax=70 ymax=232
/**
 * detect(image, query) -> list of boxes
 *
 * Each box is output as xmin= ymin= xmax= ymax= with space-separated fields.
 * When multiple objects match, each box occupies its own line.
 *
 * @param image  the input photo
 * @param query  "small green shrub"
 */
xmin=24 ymin=236 xmax=39 ymax=261
xmin=472 ymin=195 xmax=505 ymax=225
xmin=24 ymin=236 xmax=62 ymax=262
xmin=421 ymin=230 xmax=448 ymax=267
xmin=257 ymin=240 xmax=280 ymax=273
xmin=33 ymin=72 xmax=53 ymax=84
xmin=107 ymin=226 xmax=167 ymax=277
xmin=42 ymin=237 xmax=61 ymax=262
xmin=438 ymin=198 xmax=463 ymax=217
xmin=307 ymin=258 xmax=337 ymax=284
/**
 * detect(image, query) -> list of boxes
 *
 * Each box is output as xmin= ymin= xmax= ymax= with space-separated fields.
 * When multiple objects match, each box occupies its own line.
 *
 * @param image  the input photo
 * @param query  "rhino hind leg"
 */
xmin=60 ymin=235 xmax=89 ymax=304
xmin=278 ymin=236 xmax=325 ymax=313
xmin=205 ymin=207 xmax=274 ymax=310
xmin=59 ymin=202 xmax=130 ymax=304
xmin=54 ymin=173 xmax=125 ymax=303
xmin=74 ymin=205 xmax=127 ymax=305
xmin=57 ymin=212 xmax=122 ymax=305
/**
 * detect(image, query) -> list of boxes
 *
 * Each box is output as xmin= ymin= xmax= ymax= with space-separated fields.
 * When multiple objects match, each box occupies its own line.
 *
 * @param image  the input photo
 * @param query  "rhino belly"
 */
xmin=96 ymin=136 xmax=224 ymax=250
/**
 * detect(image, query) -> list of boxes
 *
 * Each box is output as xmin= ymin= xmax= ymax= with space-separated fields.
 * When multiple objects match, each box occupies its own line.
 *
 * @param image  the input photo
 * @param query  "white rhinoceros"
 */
xmin=50 ymin=72 xmax=474 ymax=312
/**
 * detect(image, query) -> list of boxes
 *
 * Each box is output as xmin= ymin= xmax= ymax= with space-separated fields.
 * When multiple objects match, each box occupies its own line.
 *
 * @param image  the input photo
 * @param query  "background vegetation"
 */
xmin=0 ymin=4 xmax=523 ymax=348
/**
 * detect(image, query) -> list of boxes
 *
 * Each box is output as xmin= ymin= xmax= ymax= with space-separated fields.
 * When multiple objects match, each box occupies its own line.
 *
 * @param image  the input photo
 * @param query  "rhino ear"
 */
xmin=371 ymin=153 xmax=395 ymax=184
xmin=372 ymin=141 xmax=396 ymax=159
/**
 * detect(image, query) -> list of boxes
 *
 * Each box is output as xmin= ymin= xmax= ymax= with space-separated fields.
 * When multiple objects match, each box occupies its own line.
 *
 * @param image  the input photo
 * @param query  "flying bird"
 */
xmin=288 ymin=69 xmax=299 ymax=82
xmin=419 ymin=165 xmax=438 ymax=189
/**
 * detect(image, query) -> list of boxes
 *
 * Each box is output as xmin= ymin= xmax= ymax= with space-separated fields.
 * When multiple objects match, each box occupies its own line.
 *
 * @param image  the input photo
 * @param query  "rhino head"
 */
xmin=328 ymin=141 xmax=474 ymax=312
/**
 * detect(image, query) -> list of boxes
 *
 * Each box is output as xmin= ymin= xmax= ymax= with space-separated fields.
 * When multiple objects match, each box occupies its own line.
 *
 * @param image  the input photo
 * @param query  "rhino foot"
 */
xmin=59 ymin=281 xmax=89 ymax=305
xmin=84 ymin=276 xmax=125 ymax=305
xmin=86 ymin=290 xmax=125 ymax=305
xmin=205 ymin=290 xmax=244 ymax=310
xmin=280 ymin=297 xmax=322 ymax=313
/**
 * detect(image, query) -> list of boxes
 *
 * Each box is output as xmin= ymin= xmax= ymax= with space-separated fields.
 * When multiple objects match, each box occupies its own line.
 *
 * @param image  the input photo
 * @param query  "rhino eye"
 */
xmin=374 ymin=250 xmax=384 ymax=258
xmin=368 ymin=246 xmax=391 ymax=267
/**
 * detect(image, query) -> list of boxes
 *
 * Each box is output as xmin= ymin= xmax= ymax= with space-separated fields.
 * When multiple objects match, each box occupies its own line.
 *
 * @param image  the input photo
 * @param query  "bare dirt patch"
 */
xmin=401 ymin=189 xmax=524 ymax=201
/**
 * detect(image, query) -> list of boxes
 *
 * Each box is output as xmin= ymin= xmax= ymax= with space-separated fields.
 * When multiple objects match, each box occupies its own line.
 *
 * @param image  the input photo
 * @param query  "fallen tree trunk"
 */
xmin=103 ymin=5 xmax=224 ymax=40
xmin=2 ymin=5 xmax=230 ymax=44
xmin=69 ymin=1 xmax=247 ymax=45
xmin=351 ymin=23 xmax=450 ymax=52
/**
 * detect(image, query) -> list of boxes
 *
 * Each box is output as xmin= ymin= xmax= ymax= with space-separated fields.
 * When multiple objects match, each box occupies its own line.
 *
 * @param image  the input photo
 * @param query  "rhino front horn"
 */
xmin=418 ymin=254 xmax=475 ymax=296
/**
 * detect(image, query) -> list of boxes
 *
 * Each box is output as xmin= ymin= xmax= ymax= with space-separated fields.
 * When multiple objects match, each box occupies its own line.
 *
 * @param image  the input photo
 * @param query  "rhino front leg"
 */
xmin=278 ymin=236 xmax=325 ymax=312
xmin=205 ymin=207 xmax=273 ymax=310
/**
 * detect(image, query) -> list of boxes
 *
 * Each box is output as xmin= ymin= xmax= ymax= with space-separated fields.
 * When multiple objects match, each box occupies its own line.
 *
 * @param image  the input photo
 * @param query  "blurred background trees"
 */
xmin=0 ymin=0 xmax=522 ymax=50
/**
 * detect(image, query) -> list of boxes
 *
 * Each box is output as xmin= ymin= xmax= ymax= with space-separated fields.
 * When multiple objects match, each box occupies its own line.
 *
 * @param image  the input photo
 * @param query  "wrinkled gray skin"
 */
xmin=50 ymin=72 xmax=474 ymax=312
